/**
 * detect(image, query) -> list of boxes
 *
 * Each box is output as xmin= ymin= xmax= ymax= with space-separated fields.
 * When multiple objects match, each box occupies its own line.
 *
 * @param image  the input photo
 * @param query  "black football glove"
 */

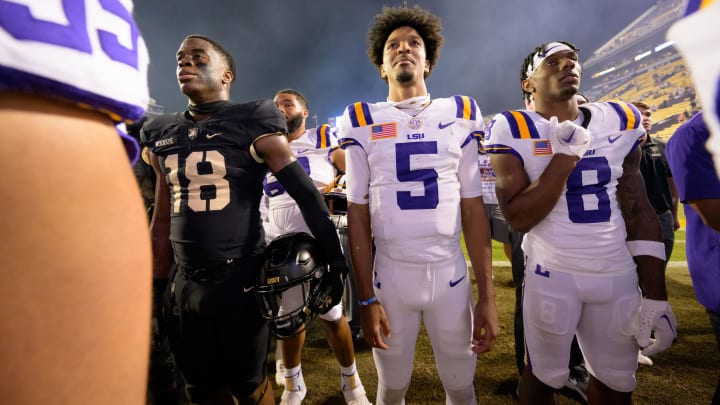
xmin=310 ymin=261 xmax=347 ymax=314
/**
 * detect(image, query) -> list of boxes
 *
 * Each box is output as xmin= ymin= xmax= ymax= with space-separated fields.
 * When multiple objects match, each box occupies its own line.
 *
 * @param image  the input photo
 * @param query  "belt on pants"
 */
xmin=178 ymin=259 xmax=237 ymax=282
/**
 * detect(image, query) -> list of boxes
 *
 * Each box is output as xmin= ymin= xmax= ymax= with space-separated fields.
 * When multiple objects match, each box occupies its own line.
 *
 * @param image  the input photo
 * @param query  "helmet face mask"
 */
xmin=254 ymin=232 xmax=328 ymax=338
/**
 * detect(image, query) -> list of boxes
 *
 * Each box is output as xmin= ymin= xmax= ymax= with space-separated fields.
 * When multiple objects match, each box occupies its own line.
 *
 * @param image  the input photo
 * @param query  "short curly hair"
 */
xmin=367 ymin=5 xmax=444 ymax=79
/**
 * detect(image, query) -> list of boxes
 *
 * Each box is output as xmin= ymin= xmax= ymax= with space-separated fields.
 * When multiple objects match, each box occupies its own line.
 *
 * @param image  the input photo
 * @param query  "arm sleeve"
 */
xmin=274 ymin=160 xmax=347 ymax=272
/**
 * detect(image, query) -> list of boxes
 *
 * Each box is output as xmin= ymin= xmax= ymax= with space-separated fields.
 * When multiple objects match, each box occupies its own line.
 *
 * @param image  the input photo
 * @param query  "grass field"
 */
xmin=274 ymin=228 xmax=719 ymax=404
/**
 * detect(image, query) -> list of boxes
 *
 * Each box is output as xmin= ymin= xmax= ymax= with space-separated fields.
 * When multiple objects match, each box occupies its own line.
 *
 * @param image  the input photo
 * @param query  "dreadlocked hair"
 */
xmin=367 ymin=5 xmax=444 ymax=78
xmin=520 ymin=41 xmax=579 ymax=101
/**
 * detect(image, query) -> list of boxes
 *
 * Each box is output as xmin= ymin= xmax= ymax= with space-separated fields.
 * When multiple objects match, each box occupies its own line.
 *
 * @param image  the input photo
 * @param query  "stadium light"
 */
xmin=592 ymin=66 xmax=616 ymax=79
xmin=634 ymin=50 xmax=652 ymax=61
xmin=654 ymin=40 xmax=675 ymax=52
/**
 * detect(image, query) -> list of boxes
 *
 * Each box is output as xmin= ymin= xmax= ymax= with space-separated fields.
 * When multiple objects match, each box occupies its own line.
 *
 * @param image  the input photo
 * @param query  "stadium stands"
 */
xmin=583 ymin=0 xmax=701 ymax=140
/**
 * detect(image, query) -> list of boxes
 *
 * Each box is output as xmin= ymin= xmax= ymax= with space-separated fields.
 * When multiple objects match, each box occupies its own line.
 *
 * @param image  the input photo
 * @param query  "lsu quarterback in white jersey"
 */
xmin=348 ymin=11 xmax=497 ymax=404
xmin=340 ymin=93 xmax=493 ymax=405
xmin=340 ymin=95 xmax=484 ymax=262
xmin=486 ymin=101 xmax=645 ymax=275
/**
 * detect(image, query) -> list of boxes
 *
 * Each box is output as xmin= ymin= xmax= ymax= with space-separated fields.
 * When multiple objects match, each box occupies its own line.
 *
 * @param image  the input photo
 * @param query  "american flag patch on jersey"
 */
xmin=534 ymin=140 xmax=552 ymax=155
xmin=370 ymin=122 xmax=398 ymax=140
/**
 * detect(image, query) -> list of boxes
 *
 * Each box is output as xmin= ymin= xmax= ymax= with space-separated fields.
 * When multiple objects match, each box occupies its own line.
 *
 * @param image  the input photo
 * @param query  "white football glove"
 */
xmin=634 ymin=298 xmax=678 ymax=356
xmin=547 ymin=116 xmax=592 ymax=158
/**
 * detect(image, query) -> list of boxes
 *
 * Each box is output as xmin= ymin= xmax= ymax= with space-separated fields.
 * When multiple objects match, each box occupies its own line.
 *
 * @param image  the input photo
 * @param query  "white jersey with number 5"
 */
xmin=339 ymin=96 xmax=484 ymax=263
xmin=486 ymin=101 xmax=645 ymax=275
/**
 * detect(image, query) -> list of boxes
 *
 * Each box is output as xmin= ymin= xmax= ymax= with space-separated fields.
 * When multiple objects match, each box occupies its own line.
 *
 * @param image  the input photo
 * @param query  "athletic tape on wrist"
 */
xmin=626 ymin=240 xmax=666 ymax=261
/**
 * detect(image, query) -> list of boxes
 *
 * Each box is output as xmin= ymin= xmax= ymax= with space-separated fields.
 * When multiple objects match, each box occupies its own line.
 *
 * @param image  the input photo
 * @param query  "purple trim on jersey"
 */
xmin=348 ymin=102 xmax=373 ymax=128
xmin=607 ymin=102 xmax=627 ymax=130
xmin=315 ymin=124 xmax=332 ymax=148
xmin=607 ymin=101 xmax=642 ymax=131
xmin=116 ymin=126 xmax=140 ymax=165
xmin=0 ymin=65 xmax=146 ymax=122
xmin=666 ymin=112 xmax=720 ymax=312
xmin=316 ymin=124 xmax=324 ymax=148
xmin=501 ymin=111 xmax=541 ymax=139
xmin=0 ymin=65 xmax=144 ymax=163
xmin=627 ymin=102 xmax=642 ymax=129
xmin=453 ymin=95 xmax=477 ymax=120
xmin=461 ymin=131 xmax=482 ymax=149
xmin=338 ymin=137 xmax=366 ymax=154
xmin=468 ymin=96 xmax=478 ymax=121
xmin=715 ymin=76 xmax=720 ymax=124
xmin=484 ymin=143 xmax=524 ymax=165
xmin=684 ymin=0 xmax=702 ymax=15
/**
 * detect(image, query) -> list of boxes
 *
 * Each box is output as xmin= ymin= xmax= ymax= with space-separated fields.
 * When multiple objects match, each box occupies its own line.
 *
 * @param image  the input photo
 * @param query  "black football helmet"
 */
xmin=254 ymin=232 xmax=330 ymax=338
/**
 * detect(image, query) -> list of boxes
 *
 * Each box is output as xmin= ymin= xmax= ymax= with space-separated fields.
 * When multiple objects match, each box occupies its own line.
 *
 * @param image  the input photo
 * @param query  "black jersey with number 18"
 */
xmin=142 ymin=100 xmax=287 ymax=266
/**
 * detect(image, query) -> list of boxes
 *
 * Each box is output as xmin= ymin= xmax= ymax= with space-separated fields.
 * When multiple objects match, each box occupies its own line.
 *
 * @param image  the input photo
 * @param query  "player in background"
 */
xmin=340 ymin=5 xmax=498 ymax=404
xmin=486 ymin=41 xmax=676 ymax=404
xmin=143 ymin=35 xmax=348 ymax=405
xmin=633 ymin=100 xmax=679 ymax=368
xmin=0 ymin=2 xmax=152 ymax=404
xmin=666 ymin=112 xmax=720 ymax=405
xmin=263 ymin=89 xmax=370 ymax=405
xmin=478 ymin=135 xmax=513 ymax=263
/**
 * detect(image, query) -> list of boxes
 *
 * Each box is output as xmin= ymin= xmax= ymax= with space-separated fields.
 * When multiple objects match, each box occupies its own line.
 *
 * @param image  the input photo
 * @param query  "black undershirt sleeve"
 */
xmin=274 ymin=161 xmax=348 ymax=275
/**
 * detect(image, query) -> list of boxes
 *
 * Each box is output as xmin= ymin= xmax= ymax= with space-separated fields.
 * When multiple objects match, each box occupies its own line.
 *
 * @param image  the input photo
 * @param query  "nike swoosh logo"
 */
xmin=439 ymin=121 xmax=455 ymax=129
xmin=295 ymin=148 xmax=310 ymax=155
xmin=561 ymin=129 xmax=576 ymax=143
xmin=206 ymin=132 xmax=223 ymax=139
xmin=449 ymin=275 xmax=466 ymax=287
xmin=243 ymin=286 xmax=254 ymax=293
xmin=608 ymin=134 xmax=622 ymax=143
xmin=540 ymin=44 xmax=561 ymax=57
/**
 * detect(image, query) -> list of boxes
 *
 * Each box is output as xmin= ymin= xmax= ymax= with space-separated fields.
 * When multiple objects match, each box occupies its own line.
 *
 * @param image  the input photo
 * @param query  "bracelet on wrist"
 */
xmin=359 ymin=296 xmax=378 ymax=307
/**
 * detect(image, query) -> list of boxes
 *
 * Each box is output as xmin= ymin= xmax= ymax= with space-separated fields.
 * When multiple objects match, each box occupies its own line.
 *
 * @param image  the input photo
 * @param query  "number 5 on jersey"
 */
xmin=163 ymin=151 xmax=230 ymax=213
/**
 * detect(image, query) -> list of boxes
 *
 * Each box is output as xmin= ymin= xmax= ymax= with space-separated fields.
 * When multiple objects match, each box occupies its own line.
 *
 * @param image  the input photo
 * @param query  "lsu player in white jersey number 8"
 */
xmin=339 ymin=5 xmax=499 ymax=405
xmin=0 ymin=1 xmax=152 ymax=404
xmin=486 ymin=41 xmax=677 ymax=405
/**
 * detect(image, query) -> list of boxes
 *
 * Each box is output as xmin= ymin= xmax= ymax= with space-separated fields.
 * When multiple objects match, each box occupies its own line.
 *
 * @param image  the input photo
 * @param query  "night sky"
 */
xmin=134 ymin=0 xmax=658 ymax=122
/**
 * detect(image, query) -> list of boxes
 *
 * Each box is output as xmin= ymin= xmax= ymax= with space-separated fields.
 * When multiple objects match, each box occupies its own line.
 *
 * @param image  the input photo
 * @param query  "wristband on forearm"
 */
xmin=359 ymin=296 xmax=378 ymax=306
xmin=627 ymin=240 xmax=666 ymax=261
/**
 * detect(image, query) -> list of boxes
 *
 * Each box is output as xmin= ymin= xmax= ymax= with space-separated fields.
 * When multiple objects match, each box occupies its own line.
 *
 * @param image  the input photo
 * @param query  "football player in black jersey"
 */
xmin=142 ymin=35 xmax=348 ymax=405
